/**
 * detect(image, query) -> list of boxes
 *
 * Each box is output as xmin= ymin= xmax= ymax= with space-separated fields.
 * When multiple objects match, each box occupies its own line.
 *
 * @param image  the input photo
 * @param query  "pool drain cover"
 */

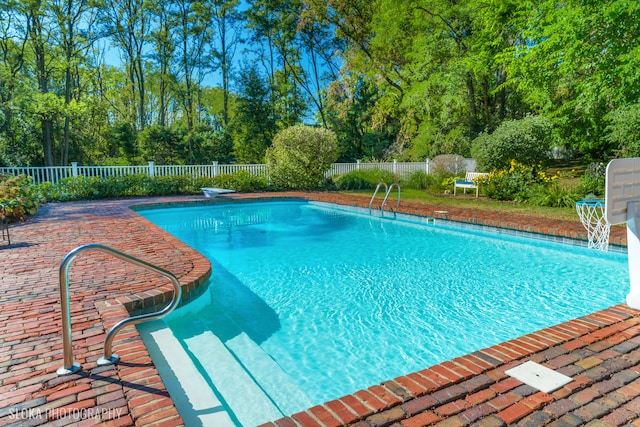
xmin=505 ymin=361 xmax=572 ymax=393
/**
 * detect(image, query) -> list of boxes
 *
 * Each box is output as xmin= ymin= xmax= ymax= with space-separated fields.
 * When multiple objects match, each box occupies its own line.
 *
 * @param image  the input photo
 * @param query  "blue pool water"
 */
xmin=137 ymin=200 xmax=629 ymax=426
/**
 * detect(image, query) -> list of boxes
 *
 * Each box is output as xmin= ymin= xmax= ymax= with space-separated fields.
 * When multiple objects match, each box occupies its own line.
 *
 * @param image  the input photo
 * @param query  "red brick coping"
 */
xmin=0 ymin=193 xmax=636 ymax=427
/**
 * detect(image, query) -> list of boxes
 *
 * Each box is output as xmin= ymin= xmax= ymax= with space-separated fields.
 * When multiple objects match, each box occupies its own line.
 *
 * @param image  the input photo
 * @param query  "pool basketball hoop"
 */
xmin=605 ymin=157 xmax=640 ymax=309
xmin=576 ymin=200 xmax=610 ymax=251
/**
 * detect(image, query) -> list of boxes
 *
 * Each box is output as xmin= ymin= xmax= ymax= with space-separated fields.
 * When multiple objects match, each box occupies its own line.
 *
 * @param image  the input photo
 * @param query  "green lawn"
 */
xmin=343 ymin=188 xmax=582 ymax=222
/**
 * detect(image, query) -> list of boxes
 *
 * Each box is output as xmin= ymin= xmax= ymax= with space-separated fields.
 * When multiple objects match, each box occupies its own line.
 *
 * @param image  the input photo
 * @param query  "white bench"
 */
xmin=454 ymin=172 xmax=488 ymax=197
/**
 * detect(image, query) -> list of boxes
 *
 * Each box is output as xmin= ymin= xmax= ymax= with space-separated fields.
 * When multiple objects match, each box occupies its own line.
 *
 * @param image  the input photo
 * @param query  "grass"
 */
xmin=343 ymin=188 xmax=582 ymax=222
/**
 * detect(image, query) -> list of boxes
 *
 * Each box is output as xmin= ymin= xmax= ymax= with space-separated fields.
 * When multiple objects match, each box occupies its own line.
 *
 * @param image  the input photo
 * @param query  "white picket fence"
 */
xmin=0 ymin=159 xmax=476 ymax=185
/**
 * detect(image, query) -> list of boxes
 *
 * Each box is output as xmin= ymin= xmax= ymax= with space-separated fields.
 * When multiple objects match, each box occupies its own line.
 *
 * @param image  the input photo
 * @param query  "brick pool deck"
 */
xmin=0 ymin=192 xmax=639 ymax=427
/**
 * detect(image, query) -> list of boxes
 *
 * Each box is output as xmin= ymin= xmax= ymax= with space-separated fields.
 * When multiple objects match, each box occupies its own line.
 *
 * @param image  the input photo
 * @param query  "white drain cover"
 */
xmin=505 ymin=361 xmax=572 ymax=393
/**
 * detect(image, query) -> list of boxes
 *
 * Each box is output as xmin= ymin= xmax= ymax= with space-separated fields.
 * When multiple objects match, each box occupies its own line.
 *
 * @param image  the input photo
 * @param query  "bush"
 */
xmin=334 ymin=169 xmax=396 ymax=190
xmin=212 ymin=170 xmax=269 ymax=192
xmin=0 ymin=174 xmax=44 ymax=220
xmin=471 ymin=116 xmax=552 ymax=171
xmin=526 ymin=182 xmax=579 ymax=208
xmin=266 ymin=125 xmax=338 ymax=190
xmin=477 ymin=161 xmax=551 ymax=201
xmin=404 ymin=171 xmax=436 ymax=190
xmin=36 ymin=170 xmax=270 ymax=202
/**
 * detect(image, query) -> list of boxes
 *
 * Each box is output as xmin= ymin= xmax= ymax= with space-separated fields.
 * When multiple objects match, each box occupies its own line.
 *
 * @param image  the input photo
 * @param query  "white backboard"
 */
xmin=605 ymin=157 xmax=640 ymax=225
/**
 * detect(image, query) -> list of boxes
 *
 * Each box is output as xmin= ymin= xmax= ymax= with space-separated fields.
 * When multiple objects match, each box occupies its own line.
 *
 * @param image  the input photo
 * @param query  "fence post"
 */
xmin=393 ymin=159 xmax=397 ymax=175
xmin=213 ymin=161 xmax=219 ymax=177
xmin=148 ymin=161 xmax=155 ymax=177
xmin=425 ymin=158 xmax=431 ymax=175
xmin=356 ymin=159 xmax=361 ymax=170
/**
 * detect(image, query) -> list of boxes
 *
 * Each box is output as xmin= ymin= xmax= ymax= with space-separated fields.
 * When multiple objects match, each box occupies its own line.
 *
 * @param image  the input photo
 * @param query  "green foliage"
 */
xmin=266 ymin=125 xmax=338 ymax=190
xmin=471 ymin=116 xmax=552 ymax=172
xmin=0 ymin=174 xmax=44 ymax=220
xmin=478 ymin=161 xmax=551 ymax=201
xmin=231 ymin=65 xmax=277 ymax=163
xmin=36 ymin=170 xmax=270 ymax=202
xmin=139 ymin=126 xmax=186 ymax=164
xmin=605 ymin=104 xmax=640 ymax=158
xmin=526 ymin=182 xmax=579 ymax=208
xmin=188 ymin=126 xmax=234 ymax=164
xmin=404 ymin=171 xmax=436 ymax=190
xmin=334 ymin=169 xmax=396 ymax=190
xmin=578 ymin=162 xmax=606 ymax=198
xmin=212 ymin=170 xmax=268 ymax=192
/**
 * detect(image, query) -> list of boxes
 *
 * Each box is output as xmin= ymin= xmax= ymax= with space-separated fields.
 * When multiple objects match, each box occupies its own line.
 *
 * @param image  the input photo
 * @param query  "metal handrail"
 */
xmin=381 ymin=183 xmax=401 ymax=215
xmin=0 ymin=204 xmax=9 ymax=245
xmin=369 ymin=182 xmax=388 ymax=214
xmin=57 ymin=244 xmax=182 ymax=376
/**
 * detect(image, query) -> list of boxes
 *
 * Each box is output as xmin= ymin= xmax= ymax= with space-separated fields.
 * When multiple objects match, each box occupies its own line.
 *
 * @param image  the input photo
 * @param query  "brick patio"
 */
xmin=0 ymin=192 xmax=638 ymax=427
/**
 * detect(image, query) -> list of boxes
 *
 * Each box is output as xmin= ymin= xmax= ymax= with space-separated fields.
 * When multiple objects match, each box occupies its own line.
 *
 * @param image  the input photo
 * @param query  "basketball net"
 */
xmin=576 ymin=200 xmax=610 ymax=251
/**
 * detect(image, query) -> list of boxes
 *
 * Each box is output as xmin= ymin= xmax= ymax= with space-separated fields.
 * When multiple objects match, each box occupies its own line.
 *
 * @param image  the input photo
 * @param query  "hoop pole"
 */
xmin=626 ymin=202 xmax=640 ymax=309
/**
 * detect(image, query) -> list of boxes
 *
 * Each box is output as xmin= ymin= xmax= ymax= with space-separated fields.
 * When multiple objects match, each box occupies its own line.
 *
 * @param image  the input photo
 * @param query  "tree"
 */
xmin=245 ymin=0 xmax=308 ymax=127
xmin=49 ymin=0 xmax=98 ymax=165
xmin=230 ymin=64 xmax=276 ymax=163
xmin=210 ymin=0 xmax=243 ymax=127
xmin=99 ymin=0 xmax=151 ymax=130
xmin=503 ymin=0 xmax=640 ymax=159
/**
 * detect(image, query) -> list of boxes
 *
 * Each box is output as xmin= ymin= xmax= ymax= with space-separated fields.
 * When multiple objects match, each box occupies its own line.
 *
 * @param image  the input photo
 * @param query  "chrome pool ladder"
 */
xmin=57 ymin=244 xmax=182 ymax=376
xmin=369 ymin=182 xmax=401 ymax=216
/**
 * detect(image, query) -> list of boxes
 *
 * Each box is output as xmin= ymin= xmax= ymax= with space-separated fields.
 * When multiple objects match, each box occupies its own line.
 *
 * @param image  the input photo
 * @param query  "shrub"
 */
xmin=266 ymin=125 xmax=338 ymax=190
xmin=404 ymin=171 xmax=436 ymax=190
xmin=212 ymin=170 xmax=269 ymax=192
xmin=526 ymin=182 xmax=579 ymax=208
xmin=478 ymin=161 xmax=551 ymax=201
xmin=471 ymin=116 xmax=552 ymax=171
xmin=334 ymin=169 xmax=396 ymax=190
xmin=0 ymin=174 xmax=44 ymax=220
xmin=36 ymin=170 xmax=270 ymax=202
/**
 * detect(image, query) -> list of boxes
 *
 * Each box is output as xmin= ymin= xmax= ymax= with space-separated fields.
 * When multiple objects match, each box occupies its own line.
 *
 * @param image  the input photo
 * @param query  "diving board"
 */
xmin=202 ymin=187 xmax=236 ymax=198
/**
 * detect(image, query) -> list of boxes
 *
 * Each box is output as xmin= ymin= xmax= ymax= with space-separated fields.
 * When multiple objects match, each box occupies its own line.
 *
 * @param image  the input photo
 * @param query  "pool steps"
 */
xmin=139 ymin=312 xmax=312 ymax=426
xmin=137 ymin=321 xmax=235 ymax=426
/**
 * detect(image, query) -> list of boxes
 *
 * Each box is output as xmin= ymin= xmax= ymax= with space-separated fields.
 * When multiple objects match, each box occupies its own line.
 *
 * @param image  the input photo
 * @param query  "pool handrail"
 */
xmin=57 ymin=243 xmax=182 ymax=376
xmin=381 ymin=183 xmax=401 ymax=215
xmin=369 ymin=182 xmax=389 ymax=214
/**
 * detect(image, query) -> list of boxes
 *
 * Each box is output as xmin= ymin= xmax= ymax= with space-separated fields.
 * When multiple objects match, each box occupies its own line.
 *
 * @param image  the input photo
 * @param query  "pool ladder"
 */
xmin=57 ymin=244 xmax=182 ymax=376
xmin=369 ymin=182 xmax=401 ymax=216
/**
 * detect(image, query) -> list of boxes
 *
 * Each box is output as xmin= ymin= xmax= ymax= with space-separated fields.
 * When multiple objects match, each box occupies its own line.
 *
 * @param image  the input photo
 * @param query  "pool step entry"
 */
xmin=56 ymin=244 xmax=182 ymax=376
xmin=148 ymin=311 xmax=312 ymax=426
xmin=369 ymin=182 xmax=401 ymax=216
xmin=137 ymin=321 xmax=237 ymax=426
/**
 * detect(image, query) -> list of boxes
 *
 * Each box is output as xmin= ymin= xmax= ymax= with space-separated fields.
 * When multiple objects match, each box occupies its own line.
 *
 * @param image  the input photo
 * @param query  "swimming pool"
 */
xmin=136 ymin=200 xmax=628 ymax=426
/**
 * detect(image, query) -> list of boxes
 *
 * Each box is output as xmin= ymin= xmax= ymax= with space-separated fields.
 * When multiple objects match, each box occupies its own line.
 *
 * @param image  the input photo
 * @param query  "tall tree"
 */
xmin=25 ymin=0 xmax=58 ymax=166
xmin=49 ymin=0 xmax=98 ymax=165
xmin=171 ymin=0 xmax=211 ymax=135
xmin=245 ymin=0 xmax=308 ymax=127
xmin=210 ymin=0 xmax=243 ymax=127
xmin=100 ymin=0 xmax=150 ymax=130
xmin=231 ymin=64 xmax=276 ymax=163
xmin=149 ymin=0 xmax=176 ymax=127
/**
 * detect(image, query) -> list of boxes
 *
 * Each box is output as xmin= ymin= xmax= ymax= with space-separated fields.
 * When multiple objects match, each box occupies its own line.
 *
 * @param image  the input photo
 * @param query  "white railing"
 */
xmin=0 ymin=159 xmax=476 ymax=185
